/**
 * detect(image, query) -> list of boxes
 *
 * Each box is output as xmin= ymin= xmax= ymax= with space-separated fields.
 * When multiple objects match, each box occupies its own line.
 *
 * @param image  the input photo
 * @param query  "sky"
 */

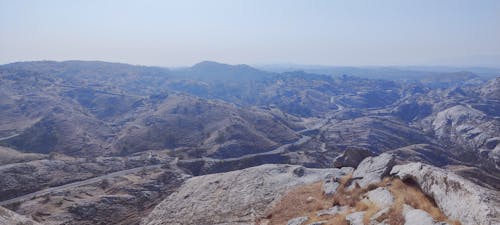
xmin=1 ymin=0 xmax=500 ymax=67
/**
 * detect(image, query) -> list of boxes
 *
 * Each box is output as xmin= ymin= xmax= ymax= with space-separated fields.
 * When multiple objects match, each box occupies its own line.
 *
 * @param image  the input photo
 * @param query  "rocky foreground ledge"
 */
xmin=141 ymin=154 xmax=499 ymax=225
xmin=142 ymin=164 xmax=352 ymax=225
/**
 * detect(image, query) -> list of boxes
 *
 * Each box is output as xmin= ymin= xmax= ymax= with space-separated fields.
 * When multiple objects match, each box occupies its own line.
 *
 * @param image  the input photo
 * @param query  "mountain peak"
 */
xmin=191 ymin=61 xmax=254 ymax=70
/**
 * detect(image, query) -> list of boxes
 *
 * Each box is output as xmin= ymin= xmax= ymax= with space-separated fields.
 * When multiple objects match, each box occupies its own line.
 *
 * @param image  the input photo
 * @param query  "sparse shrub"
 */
xmin=40 ymin=195 xmax=51 ymax=204
xmin=99 ymin=178 xmax=110 ymax=189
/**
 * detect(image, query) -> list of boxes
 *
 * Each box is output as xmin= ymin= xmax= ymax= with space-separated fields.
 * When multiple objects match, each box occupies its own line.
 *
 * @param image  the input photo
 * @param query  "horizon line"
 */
xmin=2 ymin=59 xmax=500 ymax=70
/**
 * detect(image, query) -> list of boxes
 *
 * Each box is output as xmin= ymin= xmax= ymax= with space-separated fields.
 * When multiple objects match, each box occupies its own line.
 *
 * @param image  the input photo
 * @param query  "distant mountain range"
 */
xmin=0 ymin=60 xmax=499 ymax=224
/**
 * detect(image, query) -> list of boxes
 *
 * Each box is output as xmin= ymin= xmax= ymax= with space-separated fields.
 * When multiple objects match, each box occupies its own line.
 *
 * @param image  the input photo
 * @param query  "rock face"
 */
xmin=141 ymin=164 xmax=349 ymax=225
xmin=431 ymin=105 xmax=499 ymax=160
xmin=0 ymin=206 xmax=40 ymax=225
xmin=391 ymin=162 xmax=500 ymax=225
xmin=351 ymin=153 xmax=395 ymax=188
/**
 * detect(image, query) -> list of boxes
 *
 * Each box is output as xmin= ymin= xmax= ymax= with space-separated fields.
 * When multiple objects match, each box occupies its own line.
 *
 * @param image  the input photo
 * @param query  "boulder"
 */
xmin=287 ymin=216 xmax=308 ymax=225
xmin=322 ymin=179 xmax=339 ymax=196
xmin=322 ymin=167 xmax=352 ymax=196
xmin=351 ymin=153 xmax=395 ymax=188
xmin=402 ymin=204 xmax=447 ymax=225
xmin=365 ymin=187 xmax=394 ymax=208
xmin=333 ymin=149 xmax=375 ymax=168
xmin=346 ymin=211 xmax=365 ymax=225
xmin=391 ymin=162 xmax=500 ymax=225
xmin=142 ymin=164 xmax=349 ymax=225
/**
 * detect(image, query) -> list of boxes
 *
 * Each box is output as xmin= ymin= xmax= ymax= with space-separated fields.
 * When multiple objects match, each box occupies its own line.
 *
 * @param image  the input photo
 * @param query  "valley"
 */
xmin=0 ymin=61 xmax=499 ymax=225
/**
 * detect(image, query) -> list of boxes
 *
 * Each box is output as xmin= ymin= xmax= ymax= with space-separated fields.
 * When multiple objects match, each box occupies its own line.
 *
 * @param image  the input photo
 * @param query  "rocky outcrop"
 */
xmin=480 ymin=77 xmax=500 ymax=100
xmin=391 ymin=162 xmax=500 ymax=225
xmin=322 ymin=167 xmax=353 ymax=196
xmin=333 ymin=148 xmax=375 ymax=168
xmin=0 ymin=206 xmax=40 ymax=225
xmin=141 ymin=164 xmax=350 ymax=225
xmin=351 ymin=153 xmax=395 ymax=188
xmin=430 ymin=105 xmax=500 ymax=167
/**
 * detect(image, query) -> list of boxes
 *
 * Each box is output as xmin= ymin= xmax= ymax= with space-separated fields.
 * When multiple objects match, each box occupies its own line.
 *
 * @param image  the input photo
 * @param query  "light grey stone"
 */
xmin=346 ymin=211 xmax=365 ymax=225
xmin=351 ymin=153 xmax=395 ymax=188
xmin=365 ymin=187 xmax=394 ymax=208
xmin=403 ymin=204 xmax=435 ymax=225
xmin=322 ymin=179 xmax=340 ymax=196
xmin=316 ymin=205 xmax=349 ymax=217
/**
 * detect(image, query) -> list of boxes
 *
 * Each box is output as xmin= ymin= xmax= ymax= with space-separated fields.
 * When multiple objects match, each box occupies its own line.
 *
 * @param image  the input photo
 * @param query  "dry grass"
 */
xmin=263 ymin=182 xmax=332 ymax=225
xmin=331 ymin=173 xmax=366 ymax=207
xmin=323 ymin=214 xmax=349 ymax=225
xmin=388 ymin=178 xmax=444 ymax=219
xmin=0 ymin=146 xmax=46 ymax=165
xmin=261 ymin=175 xmax=461 ymax=225
xmin=385 ymin=178 xmax=461 ymax=225
xmin=382 ymin=207 xmax=405 ymax=225
xmin=358 ymin=201 xmax=380 ymax=224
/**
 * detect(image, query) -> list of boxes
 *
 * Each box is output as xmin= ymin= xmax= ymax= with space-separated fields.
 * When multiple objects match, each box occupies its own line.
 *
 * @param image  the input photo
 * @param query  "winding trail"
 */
xmin=0 ymin=117 xmax=331 ymax=207
xmin=0 ymin=133 xmax=20 ymax=141
xmin=181 ymin=118 xmax=329 ymax=163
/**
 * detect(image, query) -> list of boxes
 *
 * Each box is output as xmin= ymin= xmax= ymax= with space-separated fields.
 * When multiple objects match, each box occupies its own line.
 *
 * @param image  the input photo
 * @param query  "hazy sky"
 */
xmin=1 ymin=0 xmax=500 ymax=67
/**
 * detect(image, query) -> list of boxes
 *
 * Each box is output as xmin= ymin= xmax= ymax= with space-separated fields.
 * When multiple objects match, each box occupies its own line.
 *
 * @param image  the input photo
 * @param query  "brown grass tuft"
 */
xmin=385 ymin=178 xmax=461 ymax=225
xmin=264 ymin=182 xmax=331 ymax=225
xmin=389 ymin=178 xmax=445 ymax=220
xmin=323 ymin=214 xmax=349 ymax=225
xmin=384 ymin=207 xmax=405 ymax=225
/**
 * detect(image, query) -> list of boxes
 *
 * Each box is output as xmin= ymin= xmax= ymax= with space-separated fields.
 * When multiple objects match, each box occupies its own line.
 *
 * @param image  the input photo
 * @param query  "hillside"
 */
xmin=0 ymin=60 xmax=499 ymax=225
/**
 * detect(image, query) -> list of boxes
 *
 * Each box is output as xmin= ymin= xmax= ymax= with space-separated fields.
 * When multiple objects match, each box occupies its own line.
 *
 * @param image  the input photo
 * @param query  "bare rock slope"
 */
xmin=141 ymin=164 xmax=351 ymax=225
xmin=143 ymin=155 xmax=500 ymax=225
